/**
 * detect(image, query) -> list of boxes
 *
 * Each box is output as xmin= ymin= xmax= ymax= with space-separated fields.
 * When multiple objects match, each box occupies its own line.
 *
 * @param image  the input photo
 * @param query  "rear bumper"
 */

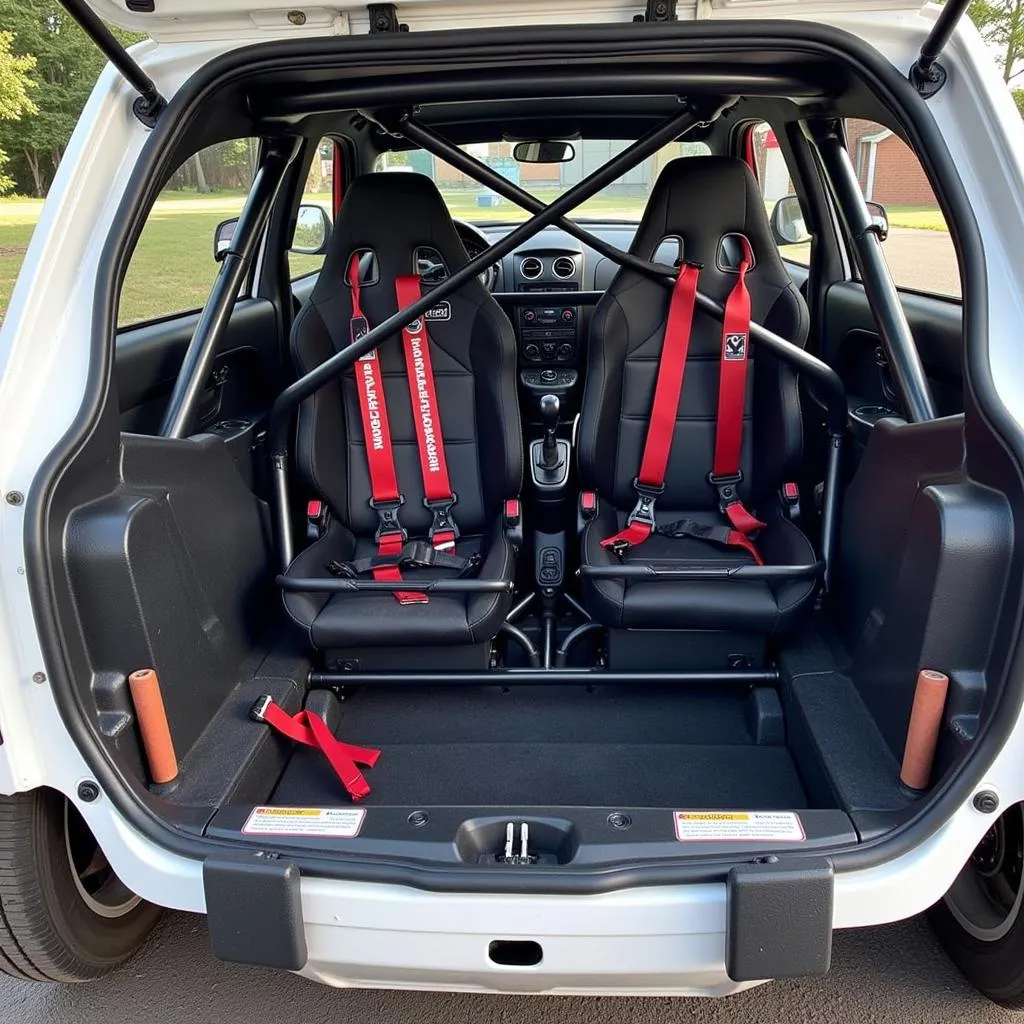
xmin=296 ymin=877 xmax=751 ymax=995
xmin=203 ymin=858 xmax=832 ymax=994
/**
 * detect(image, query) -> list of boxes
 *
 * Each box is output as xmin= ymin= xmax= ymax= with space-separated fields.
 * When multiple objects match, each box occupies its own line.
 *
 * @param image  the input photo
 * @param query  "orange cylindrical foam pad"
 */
xmin=900 ymin=669 xmax=949 ymax=790
xmin=128 ymin=668 xmax=178 ymax=784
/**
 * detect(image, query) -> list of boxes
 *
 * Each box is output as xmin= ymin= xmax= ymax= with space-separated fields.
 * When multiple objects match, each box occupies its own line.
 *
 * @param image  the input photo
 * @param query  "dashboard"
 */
xmin=454 ymin=220 xmax=641 ymax=395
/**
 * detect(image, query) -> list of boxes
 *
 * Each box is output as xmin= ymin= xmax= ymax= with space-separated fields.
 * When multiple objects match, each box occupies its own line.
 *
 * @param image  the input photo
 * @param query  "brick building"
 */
xmin=846 ymin=118 xmax=936 ymax=206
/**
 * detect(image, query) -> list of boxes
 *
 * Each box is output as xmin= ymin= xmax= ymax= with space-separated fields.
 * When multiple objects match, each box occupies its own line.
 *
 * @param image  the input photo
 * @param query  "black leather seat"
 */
xmin=283 ymin=173 xmax=522 ymax=651
xmin=578 ymin=156 xmax=817 ymax=636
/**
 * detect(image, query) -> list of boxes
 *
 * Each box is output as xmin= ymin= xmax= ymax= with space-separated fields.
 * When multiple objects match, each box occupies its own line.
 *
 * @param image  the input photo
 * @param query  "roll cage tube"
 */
xmin=809 ymin=119 xmax=937 ymax=424
xmin=393 ymin=110 xmax=847 ymax=590
xmin=160 ymin=136 xmax=301 ymax=439
xmin=395 ymin=111 xmax=847 ymax=435
xmin=267 ymin=99 xmax=720 ymax=569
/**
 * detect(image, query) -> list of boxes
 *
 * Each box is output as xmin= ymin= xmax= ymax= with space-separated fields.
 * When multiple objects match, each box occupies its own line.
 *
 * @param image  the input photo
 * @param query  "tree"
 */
xmin=0 ymin=0 xmax=143 ymax=196
xmin=969 ymin=0 xmax=1024 ymax=82
xmin=0 ymin=30 xmax=37 ymax=194
xmin=1014 ymin=86 xmax=1024 ymax=114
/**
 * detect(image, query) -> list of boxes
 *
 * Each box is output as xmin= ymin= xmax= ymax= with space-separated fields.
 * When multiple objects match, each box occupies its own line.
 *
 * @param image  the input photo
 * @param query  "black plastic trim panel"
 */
xmin=22 ymin=19 xmax=1019 ymax=894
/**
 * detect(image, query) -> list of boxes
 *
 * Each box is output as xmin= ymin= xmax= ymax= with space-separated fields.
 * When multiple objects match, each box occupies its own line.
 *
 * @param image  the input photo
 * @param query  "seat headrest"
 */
xmin=630 ymin=155 xmax=793 ymax=302
xmin=312 ymin=171 xmax=480 ymax=311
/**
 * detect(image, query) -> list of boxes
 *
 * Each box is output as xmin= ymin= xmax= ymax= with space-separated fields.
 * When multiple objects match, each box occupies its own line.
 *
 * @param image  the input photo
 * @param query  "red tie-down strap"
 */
xmin=710 ymin=237 xmax=766 ymax=551
xmin=252 ymin=696 xmax=380 ymax=802
xmin=601 ymin=263 xmax=701 ymax=551
xmin=347 ymin=254 xmax=426 ymax=604
xmin=395 ymin=275 xmax=460 ymax=553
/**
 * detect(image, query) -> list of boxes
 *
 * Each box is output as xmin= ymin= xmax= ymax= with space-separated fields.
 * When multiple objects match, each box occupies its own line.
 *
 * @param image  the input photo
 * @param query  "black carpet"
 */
xmin=270 ymin=686 xmax=808 ymax=809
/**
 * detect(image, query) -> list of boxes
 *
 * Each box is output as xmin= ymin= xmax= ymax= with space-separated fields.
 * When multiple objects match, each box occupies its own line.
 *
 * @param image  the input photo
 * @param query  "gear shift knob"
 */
xmin=539 ymin=393 xmax=560 ymax=427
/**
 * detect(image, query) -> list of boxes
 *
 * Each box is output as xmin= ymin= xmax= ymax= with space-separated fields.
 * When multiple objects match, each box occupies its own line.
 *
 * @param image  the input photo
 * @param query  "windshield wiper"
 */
xmin=57 ymin=0 xmax=166 ymax=126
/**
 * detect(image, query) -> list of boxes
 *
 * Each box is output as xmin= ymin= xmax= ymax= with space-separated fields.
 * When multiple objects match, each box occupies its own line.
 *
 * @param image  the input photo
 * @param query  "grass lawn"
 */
xmin=0 ymin=189 xmax=950 ymax=326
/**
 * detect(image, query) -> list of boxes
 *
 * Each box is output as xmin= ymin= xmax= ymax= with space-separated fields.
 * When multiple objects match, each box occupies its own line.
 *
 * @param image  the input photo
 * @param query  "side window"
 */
xmin=289 ymin=138 xmax=335 ymax=281
xmin=845 ymin=119 xmax=960 ymax=300
xmin=746 ymin=122 xmax=810 ymax=267
xmin=119 ymin=139 xmax=260 ymax=328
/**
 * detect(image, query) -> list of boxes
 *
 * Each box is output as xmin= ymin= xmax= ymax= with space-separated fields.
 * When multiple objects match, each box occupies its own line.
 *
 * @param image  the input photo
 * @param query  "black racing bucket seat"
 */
xmin=282 ymin=172 xmax=522 ymax=654
xmin=577 ymin=156 xmax=819 ymax=643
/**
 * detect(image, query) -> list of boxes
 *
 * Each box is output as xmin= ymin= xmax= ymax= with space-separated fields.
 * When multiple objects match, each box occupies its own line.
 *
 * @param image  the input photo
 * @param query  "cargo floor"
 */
xmin=270 ymin=685 xmax=811 ymax=809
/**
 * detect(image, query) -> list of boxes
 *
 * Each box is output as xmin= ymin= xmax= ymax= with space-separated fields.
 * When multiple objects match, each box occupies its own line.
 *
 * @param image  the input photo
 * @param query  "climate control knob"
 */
xmin=524 ymin=344 xmax=541 ymax=361
xmin=557 ymin=343 xmax=574 ymax=360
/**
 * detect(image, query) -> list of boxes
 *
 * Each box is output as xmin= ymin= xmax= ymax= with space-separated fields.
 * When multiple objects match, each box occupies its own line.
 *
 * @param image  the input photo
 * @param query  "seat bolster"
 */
xmin=281 ymin=522 xmax=357 ymax=643
xmin=580 ymin=504 xmax=628 ymax=628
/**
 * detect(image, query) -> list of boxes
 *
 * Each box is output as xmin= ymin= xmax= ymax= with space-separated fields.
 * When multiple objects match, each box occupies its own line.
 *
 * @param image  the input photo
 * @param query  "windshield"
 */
xmin=376 ymin=140 xmax=711 ymax=223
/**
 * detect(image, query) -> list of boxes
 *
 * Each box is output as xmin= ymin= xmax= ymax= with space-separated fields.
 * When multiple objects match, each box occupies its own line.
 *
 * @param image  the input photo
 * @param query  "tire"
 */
xmin=0 ymin=787 xmax=161 ymax=982
xmin=930 ymin=802 xmax=1024 ymax=1009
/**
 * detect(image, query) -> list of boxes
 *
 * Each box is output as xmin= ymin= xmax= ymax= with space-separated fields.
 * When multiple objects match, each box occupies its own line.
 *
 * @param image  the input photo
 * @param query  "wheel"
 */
xmin=930 ymin=802 xmax=1024 ymax=1008
xmin=0 ymin=788 xmax=161 ymax=982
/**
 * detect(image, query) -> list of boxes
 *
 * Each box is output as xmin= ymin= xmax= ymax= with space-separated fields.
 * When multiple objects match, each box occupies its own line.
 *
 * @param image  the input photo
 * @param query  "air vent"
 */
xmin=520 ymin=256 xmax=543 ymax=280
xmin=552 ymin=256 xmax=576 ymax=279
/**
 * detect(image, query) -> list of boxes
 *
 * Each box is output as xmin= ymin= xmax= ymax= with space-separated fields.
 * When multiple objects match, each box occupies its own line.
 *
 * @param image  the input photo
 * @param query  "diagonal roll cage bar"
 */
xmin=268 ymin=99 xmax=720 ymax=569
xmin=265 ymin=96 xmax=849 ymax=588
xmin=394 ymin=109 xmax=848 ymax=435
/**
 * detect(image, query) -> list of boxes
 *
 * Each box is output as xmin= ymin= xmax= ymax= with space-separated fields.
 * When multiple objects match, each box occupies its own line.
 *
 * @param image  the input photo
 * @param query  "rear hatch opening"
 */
xmin=23 ymin=14 xmax=1022 ymax=892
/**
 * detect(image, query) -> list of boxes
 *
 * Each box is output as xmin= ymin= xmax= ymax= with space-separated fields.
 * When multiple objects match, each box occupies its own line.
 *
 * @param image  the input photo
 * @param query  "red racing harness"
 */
xmin=601 ymin=243 xmax=765 ymax=565
xmin=342 ymin=254 xmax=465 ymax=602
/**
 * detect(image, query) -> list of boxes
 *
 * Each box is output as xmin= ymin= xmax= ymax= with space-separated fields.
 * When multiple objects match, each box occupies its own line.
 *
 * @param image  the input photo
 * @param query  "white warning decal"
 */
xmin=242 ymin=806 xmax=366 ymax=838
xmin=673 ymin=810 xmax=805 ymax=843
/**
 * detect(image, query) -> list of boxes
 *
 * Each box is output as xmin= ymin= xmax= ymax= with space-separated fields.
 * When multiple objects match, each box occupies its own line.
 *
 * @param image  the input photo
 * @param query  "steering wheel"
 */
xmin=453 ymin=219 xmax=499 ymax=291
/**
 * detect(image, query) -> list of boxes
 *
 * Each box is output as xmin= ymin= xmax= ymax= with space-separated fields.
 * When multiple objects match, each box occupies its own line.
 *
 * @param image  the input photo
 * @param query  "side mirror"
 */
xmin=290 ymin=204 xmax=332 ymax=256
xmin=513 ymin=140 xmax=576 ymax=163
xmin=213 ymin=217 xmax=237 ymax=260
xmin=769 ymin=195 xmax=811 ymax=246
xmin=865 ymin=200 xmax=889 ymax=242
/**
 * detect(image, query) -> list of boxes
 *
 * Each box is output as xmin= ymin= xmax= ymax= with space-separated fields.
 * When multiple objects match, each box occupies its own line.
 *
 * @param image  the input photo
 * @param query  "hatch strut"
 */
xmin=909 ymin=0 xmax=971 ymax=97
xmin=57 ymin=0 xmax=166 ymax=127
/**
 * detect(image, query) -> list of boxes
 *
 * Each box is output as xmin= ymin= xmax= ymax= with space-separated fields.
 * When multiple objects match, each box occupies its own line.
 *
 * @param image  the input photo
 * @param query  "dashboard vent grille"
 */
xmin=520 ymin=256 xmax=543 ymax=279
xmin=552 ymin=256 xmax=576 ymax=279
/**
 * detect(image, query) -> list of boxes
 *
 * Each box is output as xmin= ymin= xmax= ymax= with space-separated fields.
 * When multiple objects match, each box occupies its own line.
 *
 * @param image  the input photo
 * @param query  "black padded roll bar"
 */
xmin=810 ymin=121 xmax=936 ymax=424
xmin=268 ymin=100 xmax=717 ymax=569
xmin=161 ymin=137 xmax=300 ymax=439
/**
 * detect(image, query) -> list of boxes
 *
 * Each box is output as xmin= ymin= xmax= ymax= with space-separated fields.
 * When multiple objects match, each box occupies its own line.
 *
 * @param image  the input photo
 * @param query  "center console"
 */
xmin=513 ymin=250 xmax=584 ymax=401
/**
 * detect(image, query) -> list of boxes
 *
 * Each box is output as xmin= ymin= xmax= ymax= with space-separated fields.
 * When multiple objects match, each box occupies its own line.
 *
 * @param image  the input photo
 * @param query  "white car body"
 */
xmin=2 ymin=0 xmax=1024 ymax=995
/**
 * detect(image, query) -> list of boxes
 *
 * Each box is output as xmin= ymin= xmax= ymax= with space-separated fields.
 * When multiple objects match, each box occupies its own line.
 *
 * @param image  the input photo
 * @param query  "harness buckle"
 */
xmin=368 ymin=495 xmax=407 ymax=542
xmin=626 ymin=477 xmax=665 ymax=531
xmin=708 ymin=471 xmax=743 ymax=513
xmin=423 ymin=494 xmax=459 ymax=547
xmin=250 ymin=695 xmax=273 ymax=723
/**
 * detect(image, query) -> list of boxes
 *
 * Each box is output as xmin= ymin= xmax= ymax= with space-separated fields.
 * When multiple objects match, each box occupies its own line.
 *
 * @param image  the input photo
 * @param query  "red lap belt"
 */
xmin=252 ymin=696 xmax=380 ymax=802
xmin=347 ymin=254 xmax=426 ymax=604
xmin=395 ymin=275 xmax=459 ymax=552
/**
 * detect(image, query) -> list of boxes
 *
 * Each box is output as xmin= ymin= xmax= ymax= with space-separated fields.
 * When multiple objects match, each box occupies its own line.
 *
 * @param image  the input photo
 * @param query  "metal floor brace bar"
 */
xmin=309 ymin=669 xmax=780 ymax=687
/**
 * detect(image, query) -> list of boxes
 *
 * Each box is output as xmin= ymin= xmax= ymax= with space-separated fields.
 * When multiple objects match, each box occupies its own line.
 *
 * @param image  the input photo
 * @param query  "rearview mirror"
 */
xmin=865 ymin=200 xmax=889 ymax=242
xmin=513 ymin=141 xmax=576 ymax=163
xmin=213 ymin=218 xmax=237 ymax=260
xmin=769 ymin=195 xmax=811 ymax=246
xmin=291 ymin=204 xmax=332 ymax=256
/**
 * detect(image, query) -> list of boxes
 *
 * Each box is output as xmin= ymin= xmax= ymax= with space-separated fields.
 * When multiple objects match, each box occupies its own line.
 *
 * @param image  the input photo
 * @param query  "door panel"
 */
xmin=115 ymin=298 xmax=280 ymax=434
xmin=821 ymin=282 xmax=963 ymax=437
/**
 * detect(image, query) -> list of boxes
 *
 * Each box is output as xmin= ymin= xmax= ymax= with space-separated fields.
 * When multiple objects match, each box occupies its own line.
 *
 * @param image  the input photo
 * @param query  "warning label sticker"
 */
xmin=242 ymin=807 xmax=366 ymax=838
xmin=673 ymin=811 xmax=806 ymax=843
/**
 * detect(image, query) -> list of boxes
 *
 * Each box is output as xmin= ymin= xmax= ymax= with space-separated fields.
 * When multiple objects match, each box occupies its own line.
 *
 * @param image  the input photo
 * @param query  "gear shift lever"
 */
xmin=539 ymin=394 xmax=560 ymax=469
